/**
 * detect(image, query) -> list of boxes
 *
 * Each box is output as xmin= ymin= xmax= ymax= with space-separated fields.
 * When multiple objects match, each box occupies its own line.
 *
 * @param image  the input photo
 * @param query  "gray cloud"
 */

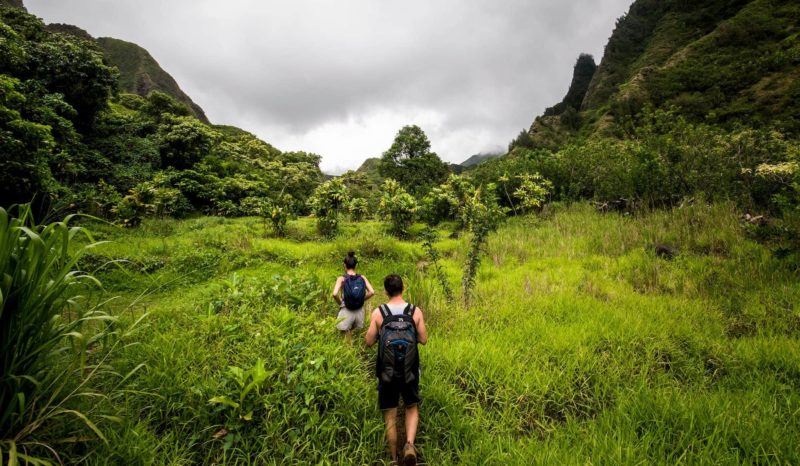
xmin=26 ymin=0 xmax=631 ymax=172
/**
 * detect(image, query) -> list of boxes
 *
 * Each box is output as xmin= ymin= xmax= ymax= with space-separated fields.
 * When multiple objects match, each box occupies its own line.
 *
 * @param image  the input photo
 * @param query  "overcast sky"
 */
xmin=27 ymin=0 xmax=631 ymax=173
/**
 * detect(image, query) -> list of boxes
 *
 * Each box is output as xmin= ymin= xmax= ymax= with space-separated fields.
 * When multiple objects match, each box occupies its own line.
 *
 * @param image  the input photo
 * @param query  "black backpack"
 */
xmin=377 ymin=303 xmax=419 ymax=384
xmin=342 ymin=274 xmax=366 ymax=310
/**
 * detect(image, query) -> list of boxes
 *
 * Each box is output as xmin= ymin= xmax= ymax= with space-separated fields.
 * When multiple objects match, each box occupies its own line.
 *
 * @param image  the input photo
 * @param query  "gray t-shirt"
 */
xmin=384 ymin=302 xmax=411 ymax=316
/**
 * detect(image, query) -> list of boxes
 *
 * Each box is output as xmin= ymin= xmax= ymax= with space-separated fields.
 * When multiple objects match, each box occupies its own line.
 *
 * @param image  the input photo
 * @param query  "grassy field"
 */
xmin=71 ymin=202 xmax=799 ymax=465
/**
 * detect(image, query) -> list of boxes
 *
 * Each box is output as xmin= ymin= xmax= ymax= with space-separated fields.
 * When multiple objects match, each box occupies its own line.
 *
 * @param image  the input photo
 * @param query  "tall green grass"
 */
xmin=48 ymin=203 xmax=800 ymax=464
xmin=0 ymin=206 xmax=144 ymax=465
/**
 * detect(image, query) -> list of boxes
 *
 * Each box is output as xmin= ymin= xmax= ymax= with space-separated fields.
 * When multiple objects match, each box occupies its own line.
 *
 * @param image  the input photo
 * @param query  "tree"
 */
xmin=348 ymin=197 xmax=370 ymax=222
xmin=156 ymin=115 xmax=219 ymax=170
xmin=0 ymin=75 xmax=64 ymax=206
xmin=378 ymin=125 xmax=449 ymax=197
xmin=461 ymin=184 xmax=507 ymax=306
xmin=508 ymin=128 xmax=535 ymax=152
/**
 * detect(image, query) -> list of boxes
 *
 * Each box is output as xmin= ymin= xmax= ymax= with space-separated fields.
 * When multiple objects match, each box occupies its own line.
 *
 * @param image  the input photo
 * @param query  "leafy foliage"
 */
xmin=348 ymin=197 xmax=370 ymax=222
xmin=421 ymin=174 xmax=477 ymax=228
xmin=513 ymin=173 xmax=553 ymax=213
xmin=378 ymin=179 xmax=417 ymax=238
xmin=309 ymin=179 xmax=348 ymax=236
xmin=420 ymin=228 xmax=453 ymax=302
xmin=460 ymin=186 xmax=507 ymax=306
xmin=0 ymin=9 xmax=323 ymax=222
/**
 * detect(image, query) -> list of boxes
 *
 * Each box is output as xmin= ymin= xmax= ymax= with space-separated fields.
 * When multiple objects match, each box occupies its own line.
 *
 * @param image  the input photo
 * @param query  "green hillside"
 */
xmin=1 ymin=0 xmax=207 ymax=122
xmin=0 ymin=0 xmax=23 ymax=9
xmin=0 ymin=7 xmax=321 ymax=218
xmin=97 ymin=36 xmax=209 ymax=123
xmin=525 ymin=0 xmax=800 ymax=146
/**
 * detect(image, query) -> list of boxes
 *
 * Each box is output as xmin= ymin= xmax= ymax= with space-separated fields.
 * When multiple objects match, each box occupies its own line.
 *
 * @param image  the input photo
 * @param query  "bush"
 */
xmin=421 ymin=175 xmax=475 ymax=227
xmin=348 ymin=197 xmax=370 ymax=222
xmin=514 ymin=173 xmax=554 ymax=214
xmin=378 ymin=179 xmax=417 ymax=238
xmin=309 ymin=179 xmax=348 ymax=236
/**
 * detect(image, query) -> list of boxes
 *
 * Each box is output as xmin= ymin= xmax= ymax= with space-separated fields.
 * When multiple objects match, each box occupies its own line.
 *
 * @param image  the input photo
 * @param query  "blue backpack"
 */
xmin=342 ymin=274 xmax=366 ymax=310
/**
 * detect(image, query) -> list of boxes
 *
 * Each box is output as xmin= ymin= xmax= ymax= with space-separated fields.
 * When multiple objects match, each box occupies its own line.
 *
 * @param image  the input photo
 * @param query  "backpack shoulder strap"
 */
xmin=403 ymin=304 xmax=416 ymax=316
xmin=379 ymin=304 xmax=391 ymax=320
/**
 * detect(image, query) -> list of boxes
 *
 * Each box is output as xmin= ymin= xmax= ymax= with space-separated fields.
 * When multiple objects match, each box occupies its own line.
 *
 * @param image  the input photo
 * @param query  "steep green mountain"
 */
xmin=526 ymin=0 xmax=800 ymax=146
xmin=96 ymin=37 xmax=209 ymax=123
xmin=45 ymin=23 xmax=93 ymax=41
xmin=523 ymin=54 xmax=597 ymax=150
xmin=0 ymin=0 xmax=23 ymax=9
xmin=8 ymin=0 xmax=208 ymax=122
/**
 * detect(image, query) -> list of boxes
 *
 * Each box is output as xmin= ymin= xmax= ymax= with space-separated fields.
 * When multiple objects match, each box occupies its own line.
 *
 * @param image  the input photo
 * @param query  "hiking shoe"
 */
xmin=402 ymin=442 xmax=417 ymax=466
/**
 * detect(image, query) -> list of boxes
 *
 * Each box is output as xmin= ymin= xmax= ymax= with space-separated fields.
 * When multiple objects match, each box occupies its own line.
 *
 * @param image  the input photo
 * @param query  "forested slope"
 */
xmin=0 ymin=7 xmax=322 ymax=222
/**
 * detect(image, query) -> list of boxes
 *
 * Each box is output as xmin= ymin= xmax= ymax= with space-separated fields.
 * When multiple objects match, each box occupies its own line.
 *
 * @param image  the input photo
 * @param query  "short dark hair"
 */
xmin=384 ymin=274 xmax=404 ymax=297
xmin=344 ymin=251 xmax=357 ymax=270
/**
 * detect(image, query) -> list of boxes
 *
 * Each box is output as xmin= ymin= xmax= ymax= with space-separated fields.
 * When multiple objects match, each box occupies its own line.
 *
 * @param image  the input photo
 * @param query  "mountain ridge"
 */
xmin=523 ymin=0 xmax=800 ymax=149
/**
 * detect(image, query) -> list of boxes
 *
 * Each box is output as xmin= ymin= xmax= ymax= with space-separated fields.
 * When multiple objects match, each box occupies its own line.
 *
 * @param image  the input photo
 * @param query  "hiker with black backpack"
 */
xmin=332 ymin=252 xmax=375 ymax=339
xmin=365 ymin=274 xmax=428 ymax=466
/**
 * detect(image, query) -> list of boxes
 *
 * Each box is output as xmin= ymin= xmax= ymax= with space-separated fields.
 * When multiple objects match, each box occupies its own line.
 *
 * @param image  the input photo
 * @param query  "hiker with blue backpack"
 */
xmin=365 ymin=274 xmax=428 ymax=466
xmin=332 ymin=252 xmax=375 ymax=337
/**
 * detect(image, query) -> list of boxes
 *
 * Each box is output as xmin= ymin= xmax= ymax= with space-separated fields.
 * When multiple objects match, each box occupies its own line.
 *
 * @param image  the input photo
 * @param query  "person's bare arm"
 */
xmin=363 ymin=276 xmax=376 ymax=300
xmin=414 ymin=308 xmax=428 ymax=345
xmin=331 ymin=276 xmax=343 ymax=306
xmin=365 ymin=308 xmax=382 ymax=347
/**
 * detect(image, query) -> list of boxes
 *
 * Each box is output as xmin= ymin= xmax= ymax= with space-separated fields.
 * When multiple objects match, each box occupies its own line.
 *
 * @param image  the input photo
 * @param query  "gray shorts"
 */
xmin=336 ymin=306 xmax=365 ymax=331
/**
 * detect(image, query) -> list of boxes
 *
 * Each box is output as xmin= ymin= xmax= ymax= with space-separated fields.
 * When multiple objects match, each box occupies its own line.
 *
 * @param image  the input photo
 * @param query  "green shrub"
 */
xmin=378 ymin=179 xmax=418 ymax=238
xmin=348 ymin=197 xmax=370 ymax=222
xmin=422 ymin=175 xmax=475 ymax=227
xmin=309 ymin=179 xmax=348 ymax=236
xmin=513 ymin=173 xmax=553 ymax=213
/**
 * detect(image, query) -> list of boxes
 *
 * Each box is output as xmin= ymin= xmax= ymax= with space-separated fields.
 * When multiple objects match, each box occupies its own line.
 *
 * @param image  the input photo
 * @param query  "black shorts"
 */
xmin=378 ymin=380 xmax=420 ymax=410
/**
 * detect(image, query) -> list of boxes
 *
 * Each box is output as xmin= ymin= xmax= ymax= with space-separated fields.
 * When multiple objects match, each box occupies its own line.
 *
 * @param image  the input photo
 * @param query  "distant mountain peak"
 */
xmin=460 ymin=152 xmax=502 ymax=167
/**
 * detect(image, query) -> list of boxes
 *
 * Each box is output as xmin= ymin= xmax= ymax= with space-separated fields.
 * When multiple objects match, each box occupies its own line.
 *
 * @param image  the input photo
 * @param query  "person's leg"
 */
xmin=404 ymin=404 xmax=419 ymax=445
xmin=383 ymin=408 xmax=398 ymax=460
xmin=336 ymin=309 xmax=355 ymax=345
